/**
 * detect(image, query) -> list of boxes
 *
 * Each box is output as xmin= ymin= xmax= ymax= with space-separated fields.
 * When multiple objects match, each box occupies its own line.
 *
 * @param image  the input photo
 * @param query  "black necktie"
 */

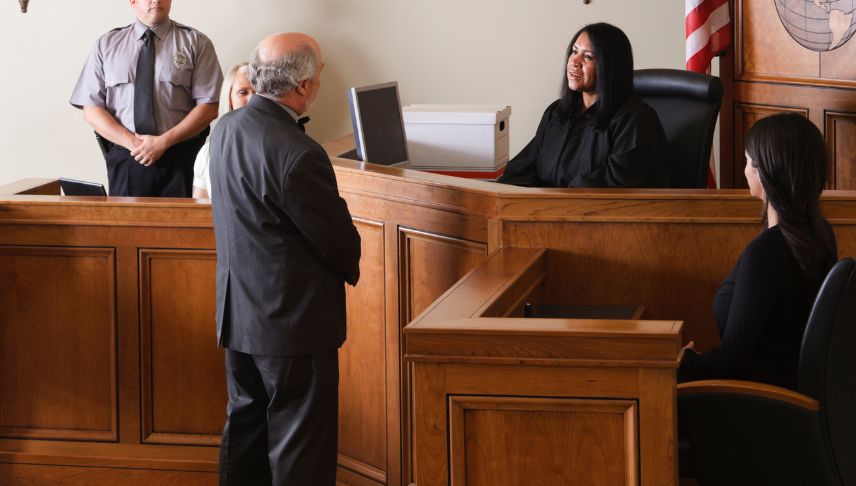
xmin=134 ymin=29 xmax=156 ymax=135
xmin=297 ymin=116 xmax=310 ymax=133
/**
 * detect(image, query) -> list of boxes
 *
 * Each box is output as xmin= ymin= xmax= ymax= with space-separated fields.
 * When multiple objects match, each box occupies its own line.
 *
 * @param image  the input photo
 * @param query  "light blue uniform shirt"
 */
xmin=70 ymin=18 xmax=223 ymax=135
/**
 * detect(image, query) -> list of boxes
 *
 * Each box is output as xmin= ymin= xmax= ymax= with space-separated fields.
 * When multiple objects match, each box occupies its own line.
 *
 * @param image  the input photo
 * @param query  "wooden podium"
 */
xmin=1 ymin=138 xmax=856 ymax=485
xmin=405 ymin=247 xmax=681 ymax=485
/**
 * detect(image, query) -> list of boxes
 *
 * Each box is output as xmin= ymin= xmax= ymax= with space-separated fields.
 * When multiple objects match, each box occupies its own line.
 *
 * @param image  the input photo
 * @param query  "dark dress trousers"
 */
xmin=103 ymin=130 xmax=208 ymax=197
xmin=210 ymin=95 xmax=361 ymax=486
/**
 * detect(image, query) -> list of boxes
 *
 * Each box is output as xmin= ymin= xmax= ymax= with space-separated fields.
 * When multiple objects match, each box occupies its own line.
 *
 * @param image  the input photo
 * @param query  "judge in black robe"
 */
xmin=499 ymin=22 xmax=668 ymax=188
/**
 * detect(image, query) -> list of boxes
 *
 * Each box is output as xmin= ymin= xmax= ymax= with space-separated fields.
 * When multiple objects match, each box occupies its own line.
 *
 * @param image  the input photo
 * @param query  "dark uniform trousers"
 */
xmin=103 ymin=127 xmax=208 ymax=197
xmin=219 ymin=349 xmax=339 ymax=486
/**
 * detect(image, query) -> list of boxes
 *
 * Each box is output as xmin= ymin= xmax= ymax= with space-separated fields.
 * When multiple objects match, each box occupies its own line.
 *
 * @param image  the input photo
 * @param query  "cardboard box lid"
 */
xmin=403 ymin=104 xmax=511 ymax=124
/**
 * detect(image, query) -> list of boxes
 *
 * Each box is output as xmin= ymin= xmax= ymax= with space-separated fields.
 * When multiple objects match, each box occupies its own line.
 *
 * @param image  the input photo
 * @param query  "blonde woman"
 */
xmin=192 ymin=63 xmax=254 ymax=198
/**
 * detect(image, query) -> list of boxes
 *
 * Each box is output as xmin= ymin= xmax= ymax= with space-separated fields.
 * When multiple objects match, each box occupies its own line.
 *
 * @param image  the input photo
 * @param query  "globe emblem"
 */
xmin=774 ymin=0 xmax=856 ymax=51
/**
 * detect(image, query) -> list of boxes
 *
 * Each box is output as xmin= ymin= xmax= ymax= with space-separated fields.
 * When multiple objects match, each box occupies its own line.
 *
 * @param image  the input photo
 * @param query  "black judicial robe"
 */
xmin=499 ymin=95 xmax=668 ymax=188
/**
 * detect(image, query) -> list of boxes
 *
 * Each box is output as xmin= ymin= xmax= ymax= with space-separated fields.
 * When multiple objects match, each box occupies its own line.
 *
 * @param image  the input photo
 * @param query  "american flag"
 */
xmin=686 ymin=0 xmax=731 ymax=188
xmin=686 ymin=0 xmax=731 ymax=74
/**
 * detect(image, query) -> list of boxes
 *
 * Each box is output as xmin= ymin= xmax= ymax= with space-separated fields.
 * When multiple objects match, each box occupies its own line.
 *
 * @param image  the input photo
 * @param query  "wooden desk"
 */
xmin=2 ymin=140 xmax=856 ymax=485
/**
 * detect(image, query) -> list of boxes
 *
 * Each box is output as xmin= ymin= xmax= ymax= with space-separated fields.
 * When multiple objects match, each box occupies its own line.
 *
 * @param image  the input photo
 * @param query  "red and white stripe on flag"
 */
xmin=686 ymin=0 xmax=731 ymax=74
xmin=686 ymin=0 xmax=730 ymax=188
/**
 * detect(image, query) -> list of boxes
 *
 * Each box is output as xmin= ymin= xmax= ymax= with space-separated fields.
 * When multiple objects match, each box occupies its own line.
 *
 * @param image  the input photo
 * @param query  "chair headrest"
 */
xmin=634 ymin=69 xmax=723 ymax=103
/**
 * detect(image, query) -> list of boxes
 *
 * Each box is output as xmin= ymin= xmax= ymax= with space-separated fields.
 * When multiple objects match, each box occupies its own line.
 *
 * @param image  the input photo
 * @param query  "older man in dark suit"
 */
xmin=209 ymin=32 xmax=361 ymax=486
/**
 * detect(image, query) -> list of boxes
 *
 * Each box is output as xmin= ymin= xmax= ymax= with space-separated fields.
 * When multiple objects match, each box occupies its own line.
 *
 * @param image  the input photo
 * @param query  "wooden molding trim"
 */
xmin=139 ymin=249 xmax=221 ymax=446
xmin=736 ymin=73 xmax=856 ymax=91
xmin=337 ymin=452 xmax=387 ymax=484
xmin=677 ymin=379 xmax=820 ymax=411
xmin=0 ymin=438 xmax=218 ymax=471
xmin=0 ymin=196 xmax=214 ymax=227
xmin=409 ymin=247 xmax=546 ymax=325
xmin=408 ymin=316 xmax=682 ymax=337
xmin=447 ymin=396 xmax=639 ymax=486
xmin=406 ymin=322 xmax=682 ymax=367
xmin=398 ymin=227 xmax=488 ymax=324
xmin=0 ymin=178 xmax=60 ymax=196
xmin=141 ymin=432 xmax=220 ymax=446
xmin=825 ymin=111 xmax=856 ymax=190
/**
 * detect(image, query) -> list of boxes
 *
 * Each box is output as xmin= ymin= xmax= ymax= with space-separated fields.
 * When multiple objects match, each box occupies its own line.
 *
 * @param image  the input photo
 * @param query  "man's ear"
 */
xmin=295 ymin=79 xmax=308 ymax=96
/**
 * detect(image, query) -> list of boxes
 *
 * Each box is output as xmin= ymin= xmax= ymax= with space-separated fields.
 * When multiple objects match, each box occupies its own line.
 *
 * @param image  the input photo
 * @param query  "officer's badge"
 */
xmin=173 ymin=53 xmax=187 ymax=68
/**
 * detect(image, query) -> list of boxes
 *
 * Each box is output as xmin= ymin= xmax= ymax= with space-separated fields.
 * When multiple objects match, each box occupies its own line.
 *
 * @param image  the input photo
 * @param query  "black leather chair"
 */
xmin=678 ymin=258 xmax=856 ymax=485
xmin=634 ymin=69 xmax=723 ymax=188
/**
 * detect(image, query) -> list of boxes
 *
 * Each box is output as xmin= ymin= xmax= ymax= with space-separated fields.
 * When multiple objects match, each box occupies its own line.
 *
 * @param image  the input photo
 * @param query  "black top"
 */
xmin=678 ymin=227 xmax=820 ymax=390
xmin=498 ymin=95 xmax=668 ymax=188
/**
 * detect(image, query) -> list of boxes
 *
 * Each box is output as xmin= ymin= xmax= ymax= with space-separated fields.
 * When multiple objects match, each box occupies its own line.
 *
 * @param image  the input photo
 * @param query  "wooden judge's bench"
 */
xmin=2 ymin=137 xmax=856 ymax=485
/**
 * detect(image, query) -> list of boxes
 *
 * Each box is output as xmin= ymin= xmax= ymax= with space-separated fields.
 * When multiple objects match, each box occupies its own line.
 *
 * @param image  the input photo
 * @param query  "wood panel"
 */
xmin=339 ymin=219 xmax=387 ymax=484
xmin=338 ymin=465 xmax=386 ymax=486
xmin=820 ymin=28 xmax=856 ymax=81
xmin=406 ymin=247 xmax=679 ymax=485
xmin=736 ymin=0 xmax=819 ymax=83
xmin=638 ymin=368 xmax=678 ymax=486
xmin=503 ymin=221 xmax=759 ymax=353
xmin=0 ymin=179 xmax=60 ymax=196
xmin=0 ymin=436 xmax=219 ymax=469
xmin=449 ymin=396 xmax=637 ymax=486
xmin=0 ymin=246 xmax=116 ymax=442
xmin=724 ymin=0 xmax=856 ymax=188
xmin=826 ymin=112 xmax=856 ymax=190
xmin=411 ymin=247 xmax=546 ymax=326
xmin=4 ymin=160 xmax=856 ymax=485
xmin=737 ymin=0 xmax=856 ymax=87
xmin=139 ymin=249 xmax=224 ymax=446
xmin=731 ymin=103 xmax=809 ymax=188
xmin=399 ymin=229 xmax=488 ymax=323
xmin=413 ymin=358 xmax=671 ymax=486
xmin=0 ymin=463 xmax=215 ymax=485
xmin=398 ymin=228 xmax=487 ymax=485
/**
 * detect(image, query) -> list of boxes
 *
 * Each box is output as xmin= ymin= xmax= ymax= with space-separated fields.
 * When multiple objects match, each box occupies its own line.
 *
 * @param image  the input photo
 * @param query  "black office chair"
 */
xmin=634 ymin=69 xmax=723 ymax=188
xmin=677 ymin=258 xmax=856 ymax=485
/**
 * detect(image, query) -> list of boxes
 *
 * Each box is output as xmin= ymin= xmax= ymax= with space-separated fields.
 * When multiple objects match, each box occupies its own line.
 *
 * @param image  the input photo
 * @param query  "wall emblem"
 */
xmin=775 ymin=0 xmax=856 ymax=51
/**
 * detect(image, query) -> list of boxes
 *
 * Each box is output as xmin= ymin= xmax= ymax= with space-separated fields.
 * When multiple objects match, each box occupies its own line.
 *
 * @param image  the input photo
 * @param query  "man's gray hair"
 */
xmin=248 ymin=42 xmax=317 ymax=98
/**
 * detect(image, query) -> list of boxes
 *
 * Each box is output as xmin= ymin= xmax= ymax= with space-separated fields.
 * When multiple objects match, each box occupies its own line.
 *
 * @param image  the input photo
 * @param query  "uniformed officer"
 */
xmin=70 ymin=0 xmax=223 ymax=197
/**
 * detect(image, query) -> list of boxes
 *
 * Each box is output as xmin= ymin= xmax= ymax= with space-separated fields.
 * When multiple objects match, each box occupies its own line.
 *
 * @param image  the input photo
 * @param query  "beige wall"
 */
xmin=1 ymin=0 xmax=684 ymax=187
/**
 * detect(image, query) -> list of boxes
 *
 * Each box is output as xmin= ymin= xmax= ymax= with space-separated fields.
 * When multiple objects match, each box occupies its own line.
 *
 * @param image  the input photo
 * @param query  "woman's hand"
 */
xmin=678 ymin=340 xmax=696 ymax=362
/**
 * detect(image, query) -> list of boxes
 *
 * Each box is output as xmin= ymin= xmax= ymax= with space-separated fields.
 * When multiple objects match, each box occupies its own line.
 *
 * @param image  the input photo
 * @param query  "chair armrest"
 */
xmin=678 ymin=379 xmax=819 ymax=411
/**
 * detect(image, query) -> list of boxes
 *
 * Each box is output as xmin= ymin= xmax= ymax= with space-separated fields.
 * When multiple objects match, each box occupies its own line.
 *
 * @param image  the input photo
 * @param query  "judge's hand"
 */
xmin=678 ymin=340 xmax=696 ymax=363
xmin=130 ymin=134 xmax=169 ymax=166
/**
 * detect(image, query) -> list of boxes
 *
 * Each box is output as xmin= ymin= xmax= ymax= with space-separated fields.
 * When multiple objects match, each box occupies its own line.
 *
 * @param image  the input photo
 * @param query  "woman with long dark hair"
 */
xmin=678 ymin=113 xmax=838 ymax=389
xmin=498 ymin=23 xmax=668 ymax=188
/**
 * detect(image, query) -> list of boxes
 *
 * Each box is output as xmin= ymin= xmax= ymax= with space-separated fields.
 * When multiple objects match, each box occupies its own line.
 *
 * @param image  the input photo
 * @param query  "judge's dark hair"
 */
xmin=745 ymin=113 xmax=838 ymax=287
xmin=558 ymin=23 xmax=634 ymax=129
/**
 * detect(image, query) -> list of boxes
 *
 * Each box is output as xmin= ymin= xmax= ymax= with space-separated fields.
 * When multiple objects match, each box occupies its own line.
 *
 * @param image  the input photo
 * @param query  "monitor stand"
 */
xmin=338 ymin=148 xmax=359 ymax=160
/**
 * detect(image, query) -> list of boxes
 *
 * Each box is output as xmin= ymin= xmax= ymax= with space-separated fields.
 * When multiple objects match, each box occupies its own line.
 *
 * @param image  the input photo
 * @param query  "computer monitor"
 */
xmin=59 ymin=177 xmax=107 ymax=196
xmin=347 ymin=81 xmax=409 ymax=166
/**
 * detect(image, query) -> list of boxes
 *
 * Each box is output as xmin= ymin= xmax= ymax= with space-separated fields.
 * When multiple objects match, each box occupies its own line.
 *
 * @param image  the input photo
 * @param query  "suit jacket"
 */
xmin=209 ymin=95 xmax=361 ymax=356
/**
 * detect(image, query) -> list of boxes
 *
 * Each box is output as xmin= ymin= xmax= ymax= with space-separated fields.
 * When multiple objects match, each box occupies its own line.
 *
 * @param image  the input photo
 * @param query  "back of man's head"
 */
xmin=249 ymin=32 xmax=319 ymax=98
